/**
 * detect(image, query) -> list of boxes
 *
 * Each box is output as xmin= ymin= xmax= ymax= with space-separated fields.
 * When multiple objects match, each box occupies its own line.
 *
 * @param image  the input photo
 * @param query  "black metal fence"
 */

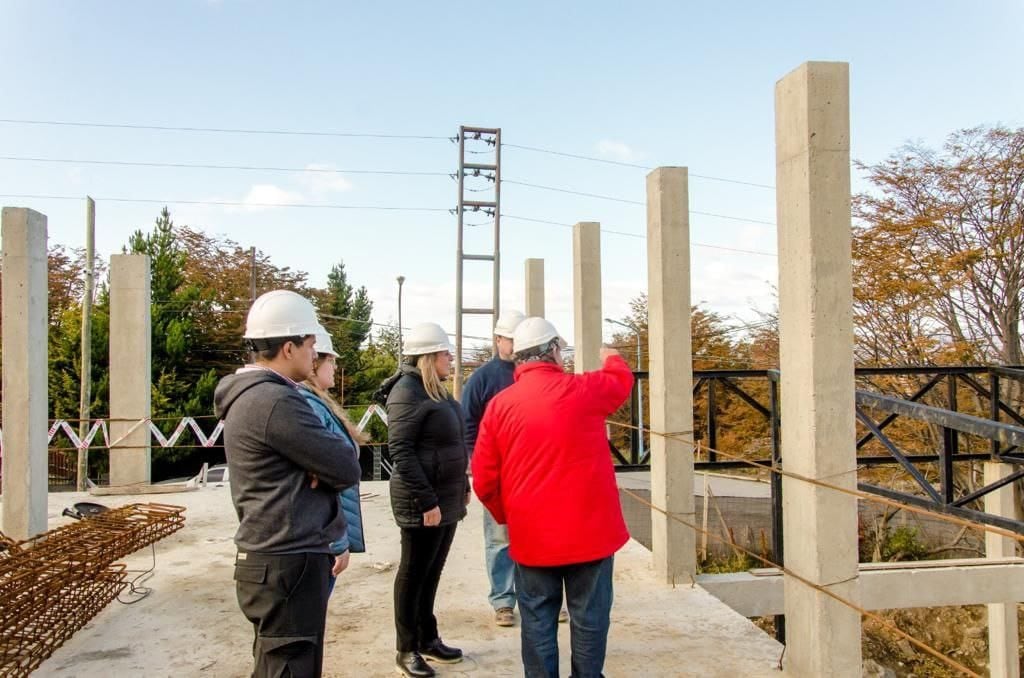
xmin=611 ymin=365 xmax=1024 ymax=554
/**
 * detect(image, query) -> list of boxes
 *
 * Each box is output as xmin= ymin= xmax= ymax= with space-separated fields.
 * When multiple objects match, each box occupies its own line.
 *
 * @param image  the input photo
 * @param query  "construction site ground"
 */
xmin=4 ymin=481 xmax=783 ymax=677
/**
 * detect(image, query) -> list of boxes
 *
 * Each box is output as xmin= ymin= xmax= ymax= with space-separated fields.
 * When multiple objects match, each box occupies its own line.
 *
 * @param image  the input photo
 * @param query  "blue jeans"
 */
xmin=484 ymin=507 xmax=516 ymax=610
xmin=515 ymin=556 xmax=614 ymax=678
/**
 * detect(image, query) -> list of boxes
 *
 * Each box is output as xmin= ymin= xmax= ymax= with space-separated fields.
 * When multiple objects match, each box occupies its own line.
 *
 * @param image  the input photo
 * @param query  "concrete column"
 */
xmin=572 ymin=223 xmax=601 ymax=374
xmin=109 ymin=254 xmax=152 ymax=486
xmin=775 ymin=61 xmax=861 ymax=676
xmin=646 ymin=168 xmax=697 ymax=581
xmin=524 ymin=258 xmax=545 ymax=318
xmin=984 ymin=462 xmax=1021 ymax=678
xmin=0 ymin=208 xmax=49 ymax=540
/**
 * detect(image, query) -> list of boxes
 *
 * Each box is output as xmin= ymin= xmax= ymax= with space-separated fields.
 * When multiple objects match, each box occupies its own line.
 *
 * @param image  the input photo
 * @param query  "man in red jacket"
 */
xmin=472 ymin=317 xmax=634 ymax=678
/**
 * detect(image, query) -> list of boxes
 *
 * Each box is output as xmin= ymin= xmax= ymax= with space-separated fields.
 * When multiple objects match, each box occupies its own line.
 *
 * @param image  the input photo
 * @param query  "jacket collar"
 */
xmin=492 ymin=355 xmax=516 ymax=371
xmin=514 ymin=361 xmax=563 ymax=382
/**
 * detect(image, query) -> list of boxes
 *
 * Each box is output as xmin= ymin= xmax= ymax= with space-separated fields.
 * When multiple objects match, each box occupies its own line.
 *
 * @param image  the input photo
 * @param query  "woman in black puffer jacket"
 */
xmin=374 ymin=322 xmax=469 ymax=678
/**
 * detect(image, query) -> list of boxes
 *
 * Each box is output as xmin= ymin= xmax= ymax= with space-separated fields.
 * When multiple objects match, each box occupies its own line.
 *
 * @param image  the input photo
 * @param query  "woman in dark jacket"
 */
xmin=375 ymin=322 xmax=469 ymax=678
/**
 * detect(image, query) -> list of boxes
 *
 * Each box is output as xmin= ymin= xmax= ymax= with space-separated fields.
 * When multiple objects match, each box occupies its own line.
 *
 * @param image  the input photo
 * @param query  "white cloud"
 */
xmin=302 ymin=163 xmax=354 ymax=195
xmin=225 ymin=184 xmax=305 ymax=213
xmin=597 ymin=139 xmax=639 ymax=162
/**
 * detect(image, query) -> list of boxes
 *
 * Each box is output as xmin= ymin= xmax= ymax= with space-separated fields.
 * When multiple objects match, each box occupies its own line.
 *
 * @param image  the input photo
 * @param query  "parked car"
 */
xmin=198 ymin=463 xmax=229 ymax=485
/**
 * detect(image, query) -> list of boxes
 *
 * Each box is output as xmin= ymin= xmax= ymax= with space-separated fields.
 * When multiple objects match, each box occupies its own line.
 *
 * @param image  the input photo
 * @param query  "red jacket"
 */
xmin=472 ymin=355 xmax=634 ymax=567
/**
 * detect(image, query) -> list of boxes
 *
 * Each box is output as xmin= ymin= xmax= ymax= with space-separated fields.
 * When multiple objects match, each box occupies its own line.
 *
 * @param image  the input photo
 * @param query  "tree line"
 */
xmin=0 ymin=207 xmax=399 ymax=480
xmin=606 ymin=125 xmax=1023 ymax=475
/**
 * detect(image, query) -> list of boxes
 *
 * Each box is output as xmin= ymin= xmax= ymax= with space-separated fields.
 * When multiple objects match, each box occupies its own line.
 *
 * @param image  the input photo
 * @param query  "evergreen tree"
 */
xmin=316 ymin=262 xmax=374 ymax=403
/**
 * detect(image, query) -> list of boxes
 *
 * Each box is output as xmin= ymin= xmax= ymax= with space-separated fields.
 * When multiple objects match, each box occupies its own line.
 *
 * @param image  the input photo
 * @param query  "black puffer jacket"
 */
xmin=377 ymin=365 xmax=469 ymax=528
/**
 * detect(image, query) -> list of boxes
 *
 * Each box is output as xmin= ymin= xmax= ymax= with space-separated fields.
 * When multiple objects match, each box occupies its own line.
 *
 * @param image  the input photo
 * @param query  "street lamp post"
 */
xmin=605 ymin=317 xmax=644 ymax=461
xmin=396 ymin=276 xmax=406 ymax=359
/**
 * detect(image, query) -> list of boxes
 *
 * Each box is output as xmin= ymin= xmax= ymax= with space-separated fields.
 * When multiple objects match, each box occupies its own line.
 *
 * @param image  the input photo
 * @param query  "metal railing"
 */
xmin=610 ymin=365 xmax=1024 ymax=551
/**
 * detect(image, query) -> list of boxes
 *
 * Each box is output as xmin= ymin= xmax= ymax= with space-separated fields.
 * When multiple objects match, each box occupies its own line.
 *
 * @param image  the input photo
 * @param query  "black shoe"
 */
xmin=396 ymin=651 xmax=435 ymax=677
xmin=418 ymin=638 xmax=464 ymax=664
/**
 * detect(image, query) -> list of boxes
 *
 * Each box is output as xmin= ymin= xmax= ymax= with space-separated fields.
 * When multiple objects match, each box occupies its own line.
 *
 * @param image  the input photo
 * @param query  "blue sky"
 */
xmin=2 ymin=1 xmax=1022 ymax=353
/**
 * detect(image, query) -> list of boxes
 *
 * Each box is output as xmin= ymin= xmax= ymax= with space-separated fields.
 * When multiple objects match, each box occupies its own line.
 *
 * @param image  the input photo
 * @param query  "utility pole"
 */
xmin=249 ymin=246 xmax=257 ymax=301
xmin=453 ymin=125 xmax=501 ymax=398
xmin=76 ymin=197 xmax=96 ymax=491
xmin=396 ymin=275 xmax=406 ymax=359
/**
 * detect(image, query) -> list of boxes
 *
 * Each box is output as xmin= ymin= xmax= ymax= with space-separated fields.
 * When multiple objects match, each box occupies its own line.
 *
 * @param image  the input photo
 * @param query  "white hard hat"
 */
xmin=313 ymin=331 xmax=339 ymax=358
xmin=493 ymin=310 xmax=526 ymax=339
xmin=244 ymin=290 xmax=324 ymax=340
xmin=403 ymin=322 xmax=454 ymax=356
xmin=513 ymin=317 xmax=567 ymax=354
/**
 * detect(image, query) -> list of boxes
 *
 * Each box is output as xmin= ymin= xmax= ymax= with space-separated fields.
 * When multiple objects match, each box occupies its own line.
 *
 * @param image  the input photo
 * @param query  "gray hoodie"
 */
xmin=214 ymin=367 xmax=362 ymax=554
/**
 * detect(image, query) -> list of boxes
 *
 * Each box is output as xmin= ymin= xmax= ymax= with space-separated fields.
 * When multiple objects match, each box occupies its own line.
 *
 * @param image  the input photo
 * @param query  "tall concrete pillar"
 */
xmin=109 ymin=254 xmax=152 ymax=486
xmin=984 ymin=462 xmax=1021 ymax=678
xmin=1 ymin=208 xmax=49 ymax=540
xmin=572 ymin=223 xmax=601 ymax=374
xmin=646 ymin=168 xmax=697 ymax=581
xmin=775 ymin=61 xmax=861 ymax=676
xmin=524 ymin=258 xmax=545 ymax=318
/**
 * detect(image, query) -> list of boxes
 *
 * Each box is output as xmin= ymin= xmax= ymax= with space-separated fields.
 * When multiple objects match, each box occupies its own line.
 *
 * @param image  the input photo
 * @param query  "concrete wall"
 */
xmin=108 ymin=254 xmax=152 ymax=486
xmin=984 ymin=462 xmax=1022 ymax=678
xmin=775 ymin=61 xmax=861 ymax=676
xmin=524 ymin=258 xmax=545 ymax=318
xmin=572 ymin=223 xmax=601 ymax=374
xmin=0 ymin=207 xmax=49 ymax=540
xmin=699 ymin=557 xmax=1024 ymax=617
xmin=646 ymin=167 xmax=697 ymax=581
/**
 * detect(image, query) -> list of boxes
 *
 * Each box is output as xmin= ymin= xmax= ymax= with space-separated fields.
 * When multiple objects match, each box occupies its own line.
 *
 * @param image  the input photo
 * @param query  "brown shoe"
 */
xmin=495 ymin=607 xmax=515 ymax=627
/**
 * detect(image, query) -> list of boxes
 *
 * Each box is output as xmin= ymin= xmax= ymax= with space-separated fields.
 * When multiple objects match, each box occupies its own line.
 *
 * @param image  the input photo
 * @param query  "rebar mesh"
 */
xmin=0 ymin=503 xmax=185 ymax=676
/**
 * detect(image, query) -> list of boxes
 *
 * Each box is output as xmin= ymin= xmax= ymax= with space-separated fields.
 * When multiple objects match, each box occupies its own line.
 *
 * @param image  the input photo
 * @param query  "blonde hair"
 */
xmin=416 ymin=352 xmax=451 ymax=403
xmin=304 ymin=358 xmax=368 ymax=445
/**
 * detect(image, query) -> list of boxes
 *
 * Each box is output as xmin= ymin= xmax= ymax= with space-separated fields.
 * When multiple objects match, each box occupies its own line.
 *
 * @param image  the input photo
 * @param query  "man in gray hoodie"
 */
xmin=214 ymin=290 xmax=362 ymax=678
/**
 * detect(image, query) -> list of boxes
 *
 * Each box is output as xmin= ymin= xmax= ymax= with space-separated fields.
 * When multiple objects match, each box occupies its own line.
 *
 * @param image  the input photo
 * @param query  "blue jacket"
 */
xmin=461 ymin=356 xmax=516 ymax=455
xmin=300 ymin=387 xmax=366 ymax=554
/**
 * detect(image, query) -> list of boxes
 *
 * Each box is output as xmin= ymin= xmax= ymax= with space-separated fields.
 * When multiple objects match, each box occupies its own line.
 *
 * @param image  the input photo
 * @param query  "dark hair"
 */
xmin=246 ymin=335 xmax=306 ymax=362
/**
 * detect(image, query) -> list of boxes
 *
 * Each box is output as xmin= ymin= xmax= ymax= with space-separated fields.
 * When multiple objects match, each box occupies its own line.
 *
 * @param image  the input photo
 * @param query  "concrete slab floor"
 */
xmin=2 ymin=481 xmax=783 ymax=677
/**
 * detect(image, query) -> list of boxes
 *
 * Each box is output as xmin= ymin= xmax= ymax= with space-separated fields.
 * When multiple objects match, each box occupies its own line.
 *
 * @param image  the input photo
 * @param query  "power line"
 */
xmin=500 ymin=214 xmax=777 ymax=257
xmin=0 ymin=118 xmax=448 ymax=140
xmin=0 ymin=118 xmax=777 ymax=189
xmin=0 ymin=193 xmax=448 ymax=212
xmin=0 ymin=155 xmax=449 ymax=177
xmin=502 ymin=143 xmax=653 ymax=170
xmin=503 ymin=179 xmax=776 ymax=226
xmin=0 ymin=193 xmax=777 ymax=256
xmin=0 ymin=155 xmax=773 ymax=226
xmin=501 ymin=143 xmax=777 ymax=190
xmin=503 ymin=179 xmax=644 ymax=205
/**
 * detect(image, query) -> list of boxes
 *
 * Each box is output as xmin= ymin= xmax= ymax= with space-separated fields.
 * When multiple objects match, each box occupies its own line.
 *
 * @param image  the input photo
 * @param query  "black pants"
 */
xmin=234 ymin=551 xmax=333 ymax=678
xmin=394 ymin=523 xmax=458 ymax=652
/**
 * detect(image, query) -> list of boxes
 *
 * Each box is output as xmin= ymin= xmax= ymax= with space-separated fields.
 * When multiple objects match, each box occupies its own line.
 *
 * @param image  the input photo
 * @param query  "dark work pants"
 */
xmin=394 ymin=523 xmax=458 ymax=652
xmin=515 ymin=556 xmax=614 ymax=678
xmin=234 ymin=551 xmax=333 ymax=678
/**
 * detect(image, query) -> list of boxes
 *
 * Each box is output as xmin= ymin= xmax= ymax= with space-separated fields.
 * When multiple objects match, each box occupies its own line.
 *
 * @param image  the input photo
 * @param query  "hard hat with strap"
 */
xmin=513 ymin=317 xmax=567 ymax=354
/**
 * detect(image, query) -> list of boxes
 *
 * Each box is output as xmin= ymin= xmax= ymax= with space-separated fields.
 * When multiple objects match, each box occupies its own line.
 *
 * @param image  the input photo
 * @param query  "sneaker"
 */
xmin=418 ymin=638 xmax=463 ymax=664
xmin=558 ymin=608 xmax=569 ymax=624
xmin=495 ymin=607 xmax=515 ymax=627
xmin=396 ymin=651 xmax=435 ymax=677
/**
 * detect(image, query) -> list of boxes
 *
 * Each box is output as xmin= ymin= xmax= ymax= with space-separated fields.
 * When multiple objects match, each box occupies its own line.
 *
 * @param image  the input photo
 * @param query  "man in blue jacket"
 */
xmin=462 ymin=310 xmax=535 ymax=627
